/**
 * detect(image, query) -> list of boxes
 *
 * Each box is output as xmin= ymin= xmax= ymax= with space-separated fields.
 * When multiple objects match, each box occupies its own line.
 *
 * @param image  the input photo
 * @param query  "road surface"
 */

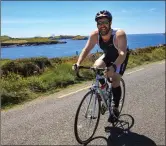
xmin=1 ymin=61 xmax=165 ymax=145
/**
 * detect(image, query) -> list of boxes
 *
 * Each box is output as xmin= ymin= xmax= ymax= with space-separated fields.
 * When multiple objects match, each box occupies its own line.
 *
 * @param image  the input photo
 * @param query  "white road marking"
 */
xmin=126 ymin=68 xmax=144 ymax=75
xmin=158 ymin=62 xmax=165 ymax=64
xmin=57 ymin=86 xmax=91 ymax=98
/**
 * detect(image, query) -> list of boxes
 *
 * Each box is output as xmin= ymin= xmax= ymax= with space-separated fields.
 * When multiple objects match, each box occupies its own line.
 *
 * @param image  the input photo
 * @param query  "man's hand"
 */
xmin=72 ymin=63 xmax=79 ymax=71
xmin=104 ymin=66 xmax=115 ymax=77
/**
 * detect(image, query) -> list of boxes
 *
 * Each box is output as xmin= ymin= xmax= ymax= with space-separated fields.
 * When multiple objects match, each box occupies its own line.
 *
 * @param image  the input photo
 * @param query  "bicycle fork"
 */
xmin=85 ymin=91 xmax=98 ymax=119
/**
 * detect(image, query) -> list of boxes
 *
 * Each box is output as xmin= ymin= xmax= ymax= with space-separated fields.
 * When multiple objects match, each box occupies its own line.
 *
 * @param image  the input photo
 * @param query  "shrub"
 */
xmin=1 ymin=61 xmax=24 ymax=76
xmin=1 ymin=73 xmax=28 ymax=92
xmin=1 ymin=88 xmax=33 ymax=107
xmin=40 ymin=63 xmax=75 ymax=89
xmin=28 ymin=77 xmax=48 ymax=92
xmin=1 ymin=57 xmax=52 ymax=77
xmin=50 ymin=57 xmax=62 ymax=65
xmin=151 ymin=48 xmax=165 ymax=60
xmin=0 ymin=73 xmax=34 ymax=107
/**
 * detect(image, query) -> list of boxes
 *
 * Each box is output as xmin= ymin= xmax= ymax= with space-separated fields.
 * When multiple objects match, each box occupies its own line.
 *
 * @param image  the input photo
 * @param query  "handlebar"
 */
xmin=75 ymin=65 xmax=107 ymax=78
xmin=74 ymin=65 xmax=112 ymax=83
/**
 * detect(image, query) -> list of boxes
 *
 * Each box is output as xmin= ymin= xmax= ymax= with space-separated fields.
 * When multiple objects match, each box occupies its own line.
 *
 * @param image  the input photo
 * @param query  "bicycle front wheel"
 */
xmin=74 ymin=90 xmax=101 ymax=144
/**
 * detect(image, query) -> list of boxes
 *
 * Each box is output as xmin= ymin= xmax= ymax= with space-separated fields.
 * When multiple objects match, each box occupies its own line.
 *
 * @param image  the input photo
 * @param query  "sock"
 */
xmin=112 ymin=86 xmax=121 ymax=108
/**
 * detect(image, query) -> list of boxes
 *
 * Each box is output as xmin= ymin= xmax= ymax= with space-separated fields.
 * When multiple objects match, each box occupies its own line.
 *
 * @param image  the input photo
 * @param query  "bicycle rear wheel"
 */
xmin=118 ymin=78 xmax=126 ymax=114
xmin=74 ymin=90 xmax=101 ymax=144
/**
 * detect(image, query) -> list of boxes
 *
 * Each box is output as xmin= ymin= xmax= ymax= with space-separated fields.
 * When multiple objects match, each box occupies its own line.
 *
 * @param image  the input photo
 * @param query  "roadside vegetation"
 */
xmin=0 ymin=45 xmax=165 ymax=109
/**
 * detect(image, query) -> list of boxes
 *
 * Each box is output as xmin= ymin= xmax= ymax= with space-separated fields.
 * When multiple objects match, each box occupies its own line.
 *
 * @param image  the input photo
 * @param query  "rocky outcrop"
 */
xmin=72 ymin=36 xmax=88 ymax=40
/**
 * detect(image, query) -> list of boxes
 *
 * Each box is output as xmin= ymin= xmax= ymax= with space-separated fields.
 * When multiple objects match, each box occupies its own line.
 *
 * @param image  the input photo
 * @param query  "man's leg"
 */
xmin=112 ymin=50 xmax=129 ymax=109
xmin=94 ymin=55 xmax=122 ymax=107
xmin=93 ymin=54 xmax=106 ymax=68
xmin=112 ymin=73 xmax=122 ymax=109
xmin=107 ymin=73 xmax=121 ymax=122
xmin=94 ymin=54 xmax=106 ymax=85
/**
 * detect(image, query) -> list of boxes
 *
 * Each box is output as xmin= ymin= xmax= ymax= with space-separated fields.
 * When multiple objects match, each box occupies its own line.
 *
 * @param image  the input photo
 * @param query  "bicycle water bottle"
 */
xmin=100 ymin=83 xmax=108 ymax=101
xmin=99 ymin=83 xmax=109 ymax=115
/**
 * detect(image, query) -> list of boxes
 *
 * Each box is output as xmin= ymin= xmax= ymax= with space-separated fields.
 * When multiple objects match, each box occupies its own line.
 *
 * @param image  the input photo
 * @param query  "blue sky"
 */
xmin=1 ymin=1 xmax=165 ymax=38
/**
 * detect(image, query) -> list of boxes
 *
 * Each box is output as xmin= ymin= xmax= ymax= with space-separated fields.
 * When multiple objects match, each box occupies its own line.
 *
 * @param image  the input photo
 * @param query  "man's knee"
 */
xmin=93 ymin=59 xmax=105 ymax=68
xmin=112 ymin=80 xmax=120 ymax=88
xmin=93 ymin=61 xmax=99 ymax=67
xmin=112 ymin=73 xmax=121 ymax=87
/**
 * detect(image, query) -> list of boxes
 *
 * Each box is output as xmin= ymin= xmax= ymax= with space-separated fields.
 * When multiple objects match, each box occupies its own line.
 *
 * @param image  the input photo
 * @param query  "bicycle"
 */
xmin=74 ymin=65 xmax=126 ymax=144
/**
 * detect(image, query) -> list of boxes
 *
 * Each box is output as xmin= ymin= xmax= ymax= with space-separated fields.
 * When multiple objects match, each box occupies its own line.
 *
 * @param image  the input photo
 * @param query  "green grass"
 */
xmin=0 ymin=46 xmax=165 ymax=109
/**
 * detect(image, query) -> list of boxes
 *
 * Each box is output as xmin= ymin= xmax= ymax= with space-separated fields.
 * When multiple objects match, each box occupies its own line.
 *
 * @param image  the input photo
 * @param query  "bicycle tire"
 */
xmin=74 ymin=90 xmax=101 ymax=144
xmin=119 ymin=78 xmax=126 ymax=114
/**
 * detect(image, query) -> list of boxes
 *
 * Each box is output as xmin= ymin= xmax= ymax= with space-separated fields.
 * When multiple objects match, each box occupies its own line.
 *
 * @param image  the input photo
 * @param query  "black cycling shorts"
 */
xmin=99 ymin=50 xmax=130 ymax=76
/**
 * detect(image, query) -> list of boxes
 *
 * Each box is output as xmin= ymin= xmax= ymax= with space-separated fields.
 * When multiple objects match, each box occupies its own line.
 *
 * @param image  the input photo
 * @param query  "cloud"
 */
xmin=149 ymin=8 xmax=156 ymax=12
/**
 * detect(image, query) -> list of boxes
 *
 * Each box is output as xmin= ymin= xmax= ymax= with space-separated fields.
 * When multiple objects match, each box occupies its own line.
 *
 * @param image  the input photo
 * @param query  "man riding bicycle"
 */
xmin=73 ymin=10 xmax=129 ymax=122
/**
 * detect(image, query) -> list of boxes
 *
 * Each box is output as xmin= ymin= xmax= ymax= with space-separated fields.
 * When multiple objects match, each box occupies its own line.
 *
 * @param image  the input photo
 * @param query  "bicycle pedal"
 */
xmin=100 ymin=109 xmax=105 ymax=115
xmin=108 ymin=115 xmax=118 ymax=123
xmin=92 ymin=116 xmax=97 ymax=119
xmin=105 ymin=126 xmax=111 ymax=133
xmin=101 ymin=104 xmax=107 ymax=115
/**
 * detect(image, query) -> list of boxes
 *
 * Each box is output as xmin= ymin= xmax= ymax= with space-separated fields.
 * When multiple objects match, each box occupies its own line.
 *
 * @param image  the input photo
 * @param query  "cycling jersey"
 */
xmin=97 ymin=29 xmax=129 ymax=75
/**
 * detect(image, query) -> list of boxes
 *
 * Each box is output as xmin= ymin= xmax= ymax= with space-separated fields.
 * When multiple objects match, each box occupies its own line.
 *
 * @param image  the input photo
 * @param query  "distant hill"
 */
xmin=1 ymin=36 xmax=67 ymax=47
xmin=0 ymin=35 xmax=12 ymax=42
xmin=54 ymin=35 xmax=75 ymax=39
xmin=53 ymin=35 xmax=88 ymax=40
xmin=72 ymin=35 xmax=88 ymax=40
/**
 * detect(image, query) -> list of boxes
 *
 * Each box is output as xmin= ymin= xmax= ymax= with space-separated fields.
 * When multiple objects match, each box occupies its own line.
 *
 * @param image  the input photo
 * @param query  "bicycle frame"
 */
xmin=90 ymin=73 xmax=111 ymax=114
xmin=75 ymin=65 xmax=116 ymax=118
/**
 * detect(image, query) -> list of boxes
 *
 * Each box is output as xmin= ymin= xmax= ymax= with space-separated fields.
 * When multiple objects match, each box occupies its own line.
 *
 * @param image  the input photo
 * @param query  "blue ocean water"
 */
xmin=1 ymin=33 xmax=165 ymax=59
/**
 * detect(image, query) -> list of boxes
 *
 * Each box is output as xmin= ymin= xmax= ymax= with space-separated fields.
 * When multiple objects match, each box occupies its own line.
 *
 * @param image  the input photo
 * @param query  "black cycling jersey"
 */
xmin=98 ymin=29 xmax=119 ymax=63
xmin=97 ymin=29 xmax=129 ymax=75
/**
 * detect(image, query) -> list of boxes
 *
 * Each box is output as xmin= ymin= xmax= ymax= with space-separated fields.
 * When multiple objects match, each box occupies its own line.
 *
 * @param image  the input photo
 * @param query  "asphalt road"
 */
xmin=1 ymin=61 xmax=165 ymax=145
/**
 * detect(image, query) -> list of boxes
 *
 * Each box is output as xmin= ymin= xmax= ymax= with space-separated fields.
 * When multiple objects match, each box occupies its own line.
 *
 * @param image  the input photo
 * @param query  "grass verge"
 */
xmin=0 ymin=46 xmax=165 ymax=109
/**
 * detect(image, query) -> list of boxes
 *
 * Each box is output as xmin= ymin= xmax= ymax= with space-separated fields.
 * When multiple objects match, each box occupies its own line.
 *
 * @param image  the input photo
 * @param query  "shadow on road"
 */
xmin=84 ymin=114 xmax=157 ymax=146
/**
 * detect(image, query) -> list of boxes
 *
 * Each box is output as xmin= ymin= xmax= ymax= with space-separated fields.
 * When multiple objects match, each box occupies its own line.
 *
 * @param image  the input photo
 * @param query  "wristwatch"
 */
xmin=111 ymin=63 xmax=117 ymax=72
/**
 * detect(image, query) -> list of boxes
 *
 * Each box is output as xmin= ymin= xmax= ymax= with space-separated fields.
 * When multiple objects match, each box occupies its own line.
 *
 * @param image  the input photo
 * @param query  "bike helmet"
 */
xmin=95 ymin=10 xmax=112 ymax=22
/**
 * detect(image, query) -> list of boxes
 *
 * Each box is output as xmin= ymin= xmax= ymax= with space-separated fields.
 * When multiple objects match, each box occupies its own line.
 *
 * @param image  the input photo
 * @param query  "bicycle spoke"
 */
xmin=80 ymin=103 xmax=92 ymax=118
xmin=78 ymin=119 xmax=93 ymax=141
xmin=87 ymin=119 xmax=93 ymax=137
xmin=74 ymin=90 xmax=101 ymax=144
xmin=80 ymin=102 xmax=97 ymax=138
xmin=80 ymin=106 xmax=87 ymax=116
xmin=79 ymin=100 xmax=97 ymax=126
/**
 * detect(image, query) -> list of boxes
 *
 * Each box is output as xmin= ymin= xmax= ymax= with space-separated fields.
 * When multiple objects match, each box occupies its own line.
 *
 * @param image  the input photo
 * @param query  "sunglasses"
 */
xmin=97 ymin=20 xmax=109 ymax=26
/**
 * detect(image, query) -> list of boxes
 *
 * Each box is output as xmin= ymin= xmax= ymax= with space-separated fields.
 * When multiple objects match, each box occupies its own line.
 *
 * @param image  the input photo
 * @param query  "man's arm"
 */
xmin=113 ymin=29 xmax=127 ymax=66
xmin=76 ymin=31 xmax=97 ymax=65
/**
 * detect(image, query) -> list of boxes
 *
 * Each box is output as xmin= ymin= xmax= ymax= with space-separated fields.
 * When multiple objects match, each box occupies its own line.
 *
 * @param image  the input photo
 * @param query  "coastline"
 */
xmin=1 ymin=41 xmax=67 ymax=48
xmin=1 ymin=35 xmax=88 ymax=48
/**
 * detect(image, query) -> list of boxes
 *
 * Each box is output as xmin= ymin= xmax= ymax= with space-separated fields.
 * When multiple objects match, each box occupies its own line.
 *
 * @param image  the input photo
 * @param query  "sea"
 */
xmin=1 ymin=33 xmax=165 ymax=59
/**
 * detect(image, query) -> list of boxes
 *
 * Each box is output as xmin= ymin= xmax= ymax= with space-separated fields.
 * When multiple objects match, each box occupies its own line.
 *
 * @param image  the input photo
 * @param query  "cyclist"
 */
xmin=73 ymin=10 xmax=129 ymax=122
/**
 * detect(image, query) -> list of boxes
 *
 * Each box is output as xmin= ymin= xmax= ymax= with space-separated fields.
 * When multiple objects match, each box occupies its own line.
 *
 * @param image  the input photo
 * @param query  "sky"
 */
xmin=1 ymin=1 xmax=165 ymax=38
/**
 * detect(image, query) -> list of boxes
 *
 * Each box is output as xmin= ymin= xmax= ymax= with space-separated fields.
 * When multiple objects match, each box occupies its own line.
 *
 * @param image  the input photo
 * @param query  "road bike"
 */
xmin=74 ymin=65 xmax=126 ymax=144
